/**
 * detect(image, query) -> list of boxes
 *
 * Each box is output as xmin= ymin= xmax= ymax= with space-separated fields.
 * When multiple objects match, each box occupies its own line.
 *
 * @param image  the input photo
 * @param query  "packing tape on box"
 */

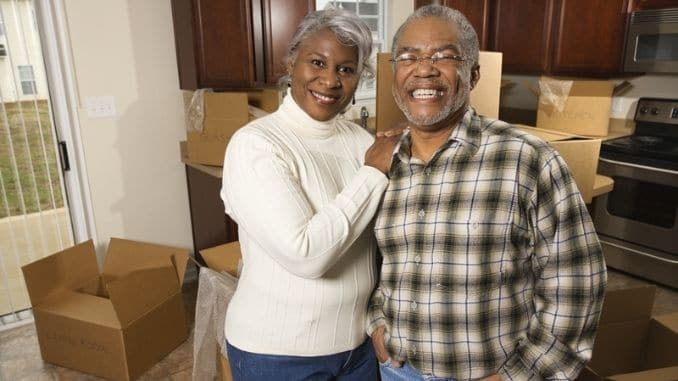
xmin=187 ymin=88 xmax=213 ymax=132
xmin=538 ymin=78 xmax=573 ymax=113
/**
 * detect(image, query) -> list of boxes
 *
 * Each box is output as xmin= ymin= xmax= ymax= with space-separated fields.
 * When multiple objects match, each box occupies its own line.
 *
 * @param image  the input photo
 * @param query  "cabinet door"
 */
xmin=414 ymin=0 xmax=491 ymax=50
xmin=172 ymin=0 xmax=257 ymax=89
xmin=490 ymin=0 xmax=554 ymax=73
xmin=262 ymin=0 xmax=315 ymax=85
xmin=550 ymin=0 xmax=629 ymax=75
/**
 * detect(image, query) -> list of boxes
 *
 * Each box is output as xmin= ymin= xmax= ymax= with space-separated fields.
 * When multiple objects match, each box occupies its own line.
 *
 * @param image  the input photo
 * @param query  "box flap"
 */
xmin=588 ymin=320 xmax=649 ymax=376
xmin=21 ymin=240 xmax=100 ymax=307
xmin=36 ymin=289 xmax=120 ymax=328
xmin=103 ymin=238 xmax=189 ymax=285
xmin=200 ymin=241 xmax=241 ymax=277
xmin=204 ymin=92 xmax=249 ymax=122
xmin=246 ymin=88 xmax=281 ymax=113
xmin=653 ymin=312 xmax=678 ymax=330
xmin=107 ymin=264 xmax=179 ymax=327
xmin=607 ymin=366 xmax=678 ymax=381
xmin=644 ymin=317 xmax=678 ymax=370
xmin=598 ymin=286 xmax=656 ymax=324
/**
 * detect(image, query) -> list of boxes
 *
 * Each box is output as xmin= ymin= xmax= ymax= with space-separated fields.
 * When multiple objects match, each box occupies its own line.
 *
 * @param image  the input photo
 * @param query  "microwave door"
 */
xmin=625 ymin=21 xmax=678 ymax=73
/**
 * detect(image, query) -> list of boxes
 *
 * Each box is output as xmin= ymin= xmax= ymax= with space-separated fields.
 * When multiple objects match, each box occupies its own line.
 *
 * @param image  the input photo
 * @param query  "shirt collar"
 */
xmin=394 ymin=106 xmax=481 ymax=164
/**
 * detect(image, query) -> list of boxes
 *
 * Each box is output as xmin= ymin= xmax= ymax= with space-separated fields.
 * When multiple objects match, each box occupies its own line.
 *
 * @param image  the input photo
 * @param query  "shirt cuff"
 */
xmin=499 ymin=354 xmax=536 ymax=381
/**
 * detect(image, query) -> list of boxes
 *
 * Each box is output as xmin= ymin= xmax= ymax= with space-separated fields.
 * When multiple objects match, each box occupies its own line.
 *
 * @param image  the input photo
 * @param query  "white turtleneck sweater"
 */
xmin=220 ymin=94 xmax=388 ymax=356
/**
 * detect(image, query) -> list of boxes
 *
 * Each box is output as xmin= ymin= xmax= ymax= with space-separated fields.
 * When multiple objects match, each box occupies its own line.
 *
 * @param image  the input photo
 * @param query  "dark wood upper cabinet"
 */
xmin=631 ymin=0 xmax=678 ymax=10
xmin=414 ymin=0 xmax=491 ymax=50
xmin=417 ymin=0 xmax=633 ymax=76
xmin=171 ymin=0 xmax=314 ymax=90
xmin=262 ymin=0 xmax=316 ymax=86
xmin=549 ymin=0 xmax=629 ymax=75
xmin=490 ymin=0 xmax=553 ymax=73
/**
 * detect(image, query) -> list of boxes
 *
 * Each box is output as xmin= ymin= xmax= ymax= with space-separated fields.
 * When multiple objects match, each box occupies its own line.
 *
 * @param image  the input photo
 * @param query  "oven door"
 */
xmin=593 ymin=157 xmax=678 ymax=254
xmin=624 ymin=15 xmax=678 ymax=73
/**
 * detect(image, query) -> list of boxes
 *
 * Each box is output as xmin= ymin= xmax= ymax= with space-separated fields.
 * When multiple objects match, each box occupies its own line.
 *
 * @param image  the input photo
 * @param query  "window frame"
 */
xmin=18 ymin=64 xmax=37 ymax=95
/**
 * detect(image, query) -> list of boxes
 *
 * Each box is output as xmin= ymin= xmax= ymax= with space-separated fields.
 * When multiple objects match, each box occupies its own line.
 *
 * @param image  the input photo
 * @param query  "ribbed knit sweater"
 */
xmin=220 ymin=94 xmax=388 ymax=356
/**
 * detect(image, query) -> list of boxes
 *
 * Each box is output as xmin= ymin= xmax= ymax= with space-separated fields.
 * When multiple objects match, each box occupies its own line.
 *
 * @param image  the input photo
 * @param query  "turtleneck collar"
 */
xmin=278 ymin=89 xmax=339 ymax=139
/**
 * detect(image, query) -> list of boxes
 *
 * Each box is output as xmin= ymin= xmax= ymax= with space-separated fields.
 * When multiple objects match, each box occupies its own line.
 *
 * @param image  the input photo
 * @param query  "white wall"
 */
xmin=63 ymin=0 xmax=192 ymax=262
xmin=500 ymin=73 xmax=678 ymax=120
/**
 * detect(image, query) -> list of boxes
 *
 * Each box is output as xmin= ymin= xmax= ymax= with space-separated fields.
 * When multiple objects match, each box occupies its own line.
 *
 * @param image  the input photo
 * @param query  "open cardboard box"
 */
xmin=514 ymin=125 xmax=601 ymax=203
xmin=198 ymin=241 xmax=242 ymax=381
xmin=186 ymin=88 xmax=280 ymax=167
xmin=22 ymin=238 xmax=190 ymax=381
xmin=577 ymin=286 xmax=678 ymax=381
xmin=376 ymin=51 xmax=503 ymax=132
xmin=536 ymin=76 xmax=616 ymax=137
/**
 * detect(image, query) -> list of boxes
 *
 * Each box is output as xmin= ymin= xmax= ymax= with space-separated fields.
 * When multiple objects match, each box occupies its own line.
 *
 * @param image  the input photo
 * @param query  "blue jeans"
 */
xmin=379 ymin=359 xmax=457 ymax=381
xmin=226 ymin=338 xmax=378 ymax=381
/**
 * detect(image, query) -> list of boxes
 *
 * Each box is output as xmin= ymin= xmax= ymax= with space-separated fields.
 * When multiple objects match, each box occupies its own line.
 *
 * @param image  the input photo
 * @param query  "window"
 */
xmin=18 ymin=65 xmax=37 ymax=95
xmin=316 ymin=0 xmax=385 ymax=100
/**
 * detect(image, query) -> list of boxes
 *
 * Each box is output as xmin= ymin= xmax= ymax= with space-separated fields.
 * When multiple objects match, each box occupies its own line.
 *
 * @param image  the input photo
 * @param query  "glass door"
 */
xmin=0 ymin=0 xmax=74 ymax=327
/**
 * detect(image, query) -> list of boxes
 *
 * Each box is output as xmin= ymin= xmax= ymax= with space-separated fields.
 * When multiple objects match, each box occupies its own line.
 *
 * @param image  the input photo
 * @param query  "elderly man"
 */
xmin=367 ymin=5 xmax=607 ymax=381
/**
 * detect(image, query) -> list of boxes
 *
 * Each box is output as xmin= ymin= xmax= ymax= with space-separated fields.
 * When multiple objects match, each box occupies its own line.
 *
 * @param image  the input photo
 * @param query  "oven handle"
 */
xmin=600 ymin=239 xmax=678 ymax=265
xmin=599 ymin=158 xmax=678 ymax=176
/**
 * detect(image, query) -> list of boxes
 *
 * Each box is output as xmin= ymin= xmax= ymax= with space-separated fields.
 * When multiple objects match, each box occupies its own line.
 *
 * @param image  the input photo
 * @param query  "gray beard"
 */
xmin=394 ymin=75 xmax=471 ymax=127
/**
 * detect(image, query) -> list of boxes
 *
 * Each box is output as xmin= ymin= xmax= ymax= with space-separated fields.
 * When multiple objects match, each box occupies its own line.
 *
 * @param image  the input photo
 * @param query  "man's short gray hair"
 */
xmin=280 ymin=8 xmax=374 ymax=88
xmin=391 ymin=5 xmax=479 ymax=74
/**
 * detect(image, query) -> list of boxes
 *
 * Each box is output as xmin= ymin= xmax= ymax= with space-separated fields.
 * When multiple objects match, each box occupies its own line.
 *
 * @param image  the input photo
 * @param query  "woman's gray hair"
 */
xmin=391 ymin=5 xmax=479 ymax=75
xmin=279 ymin=8 xmax=374 ymax=89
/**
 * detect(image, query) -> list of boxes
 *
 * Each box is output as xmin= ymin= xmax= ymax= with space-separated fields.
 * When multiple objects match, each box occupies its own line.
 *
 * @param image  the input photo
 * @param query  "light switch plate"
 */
xmin=85 ymin=96 xmax=116 ymax=118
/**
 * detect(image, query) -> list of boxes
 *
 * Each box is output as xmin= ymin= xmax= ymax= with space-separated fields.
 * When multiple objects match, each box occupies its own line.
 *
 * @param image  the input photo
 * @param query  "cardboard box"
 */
xmin=376 ymin=51 xmax=503 ymax=132
xmin=22 ymin=238 xmax=190 ymax=381
xmin=199 ymin=241 xmax=242 ymax=381
xmin=187 ymin=89 xmax=280 ymax=166
xmin=536 ymin=76 xmax=615 ymax=137
xmin=514 ymin=125 xmax=601 ymax=204
xmin=577 ymin=286 xmax=678 ymax=381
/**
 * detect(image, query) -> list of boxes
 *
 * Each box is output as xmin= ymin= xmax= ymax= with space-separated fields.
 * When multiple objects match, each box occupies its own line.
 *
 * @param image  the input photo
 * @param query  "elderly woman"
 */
xmin=220 ymin=8 xmax=398 ymax=381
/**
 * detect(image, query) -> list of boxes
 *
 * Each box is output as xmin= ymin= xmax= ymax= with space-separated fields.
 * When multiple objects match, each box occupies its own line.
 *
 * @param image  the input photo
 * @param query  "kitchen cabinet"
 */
xmin=184 ymin=164 xmax=239 ymax=263
xmin=416 ymin=0 xmax=631 ymax=76
xmin=631 ymin=0 xmax=678 ymax=10
xmin=489 ymin=0 xmax=552 ymax=73
xmin=548 ymin=0 xmax=630 ymax=75
xmin=171 ymin=0 xmax=314 ymax=90
xmin=414 ymin=0 xmax=491 ymax=50
xmin=492 ymin=0 xmax=630 ymax=75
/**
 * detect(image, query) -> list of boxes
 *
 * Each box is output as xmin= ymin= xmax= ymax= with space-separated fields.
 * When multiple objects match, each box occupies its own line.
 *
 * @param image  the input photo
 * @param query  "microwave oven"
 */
xmin=624 ymin=7 xmax=678 ymax=73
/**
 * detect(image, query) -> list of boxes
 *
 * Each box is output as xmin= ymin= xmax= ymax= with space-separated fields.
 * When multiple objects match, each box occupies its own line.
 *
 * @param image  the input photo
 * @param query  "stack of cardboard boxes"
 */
xmin=185 ymin=89 xmax=281 ymax=167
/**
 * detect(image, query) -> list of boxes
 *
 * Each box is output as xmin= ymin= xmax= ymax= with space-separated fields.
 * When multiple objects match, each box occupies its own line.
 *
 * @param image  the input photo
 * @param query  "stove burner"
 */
xmin=632 ymin=136 xmax=663 ymax=145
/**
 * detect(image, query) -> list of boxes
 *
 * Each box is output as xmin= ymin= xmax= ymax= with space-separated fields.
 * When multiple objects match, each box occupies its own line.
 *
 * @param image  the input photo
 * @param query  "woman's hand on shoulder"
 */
xmin=365 ymin=131 xmax=402 ymax=176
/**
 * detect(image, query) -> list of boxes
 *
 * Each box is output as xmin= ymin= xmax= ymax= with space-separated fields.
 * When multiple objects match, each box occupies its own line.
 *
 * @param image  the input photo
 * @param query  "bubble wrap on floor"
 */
xmin=192 ymin=266 xmax=237 ymax=381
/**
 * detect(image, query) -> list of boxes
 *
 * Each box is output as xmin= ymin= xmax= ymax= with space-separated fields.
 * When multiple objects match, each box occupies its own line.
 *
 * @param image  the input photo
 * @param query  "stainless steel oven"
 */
xmin=593 ymin=98 xmax=678 ymax=289
xmin=624 ymin=7 xmax=678 ymax=74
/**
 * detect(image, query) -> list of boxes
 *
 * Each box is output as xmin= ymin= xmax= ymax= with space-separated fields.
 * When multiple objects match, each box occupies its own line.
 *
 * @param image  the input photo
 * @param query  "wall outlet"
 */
xmin=85 ymin=96 xmax=116 ymax=118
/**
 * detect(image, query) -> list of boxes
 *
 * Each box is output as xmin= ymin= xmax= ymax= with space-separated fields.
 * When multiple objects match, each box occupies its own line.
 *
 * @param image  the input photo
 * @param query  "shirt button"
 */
xmin=472 ymin=221 xmax=480 ymax=230
xmin=418 ymin=209 xmax=425 ymax=219
xmin=410 ymin=345 xmax=417 ymax=355
xmin=424 ymin=168 xmax=431 ymax=175
xmin=410 ymin=301 xmax=417 ymax=311
xmin=414 ymin=255 xmax=421 ymax=263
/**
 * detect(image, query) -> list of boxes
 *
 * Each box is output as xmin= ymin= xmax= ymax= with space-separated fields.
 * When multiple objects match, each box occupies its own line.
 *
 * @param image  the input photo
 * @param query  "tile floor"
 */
xmin=1 ymin=268 xmax=677 ymax=381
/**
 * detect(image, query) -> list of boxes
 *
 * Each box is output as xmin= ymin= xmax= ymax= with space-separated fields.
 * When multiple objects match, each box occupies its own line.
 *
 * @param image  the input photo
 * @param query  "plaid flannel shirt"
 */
xmin=367 ymin=108 xmax=607 ymax=380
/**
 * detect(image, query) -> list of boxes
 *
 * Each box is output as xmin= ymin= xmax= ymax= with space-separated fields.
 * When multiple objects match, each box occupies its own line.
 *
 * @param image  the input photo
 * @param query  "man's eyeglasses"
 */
xmin=390 ymin=51 xmax=465 ymax=68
